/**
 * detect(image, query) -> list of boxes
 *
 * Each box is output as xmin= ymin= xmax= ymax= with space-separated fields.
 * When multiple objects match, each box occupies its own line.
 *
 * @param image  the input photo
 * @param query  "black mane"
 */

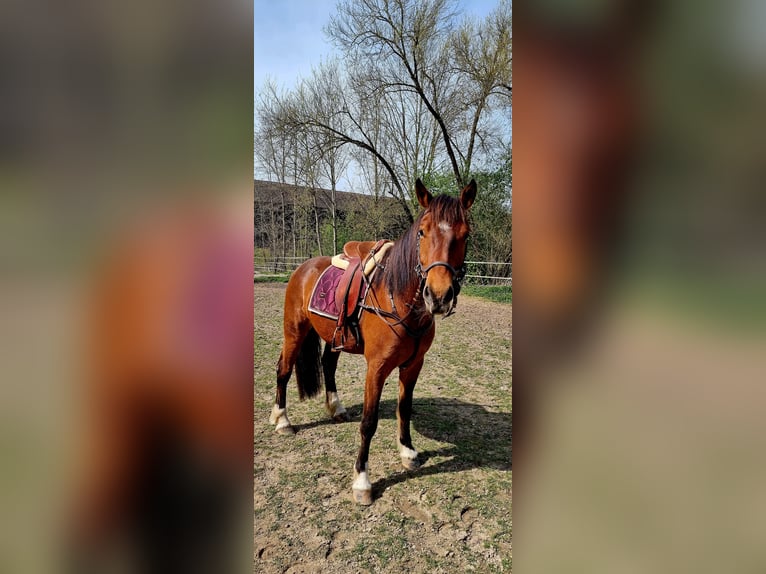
xmin=383 ymin=194 xmax=469 ymax=296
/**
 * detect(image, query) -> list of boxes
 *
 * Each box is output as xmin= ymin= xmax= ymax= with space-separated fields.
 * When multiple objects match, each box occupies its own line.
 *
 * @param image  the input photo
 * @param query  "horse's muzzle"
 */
xmin=423 ymin=284 xmax=455 ymax=315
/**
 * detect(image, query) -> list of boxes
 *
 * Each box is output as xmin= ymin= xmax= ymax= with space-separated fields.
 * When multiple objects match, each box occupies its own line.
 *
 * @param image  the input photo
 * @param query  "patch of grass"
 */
xmin=423 ymin=552 xmax=441 ymax=570
xmin=254 ymin=274 xmax=290 ymax=283
xmin=462 ymin=284 xmax=512 ymax=304
xmin=344 ymin=525 xmax=409 ymax=571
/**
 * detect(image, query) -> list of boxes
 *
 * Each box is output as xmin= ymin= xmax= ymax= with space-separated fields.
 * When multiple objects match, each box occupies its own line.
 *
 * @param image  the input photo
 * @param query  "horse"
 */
xmin=271 ymin=178 xmax=477 ymax=505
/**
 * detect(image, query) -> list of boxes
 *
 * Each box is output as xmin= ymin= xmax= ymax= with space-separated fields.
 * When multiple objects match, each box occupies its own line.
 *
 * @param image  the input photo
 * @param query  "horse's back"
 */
xmin=281 ymin=256 xmax=327 ymax=322
xmin=284 ymin=256 xmax=347 ymax=346
xmin=285 ymin=256 xmax=331 ymax=309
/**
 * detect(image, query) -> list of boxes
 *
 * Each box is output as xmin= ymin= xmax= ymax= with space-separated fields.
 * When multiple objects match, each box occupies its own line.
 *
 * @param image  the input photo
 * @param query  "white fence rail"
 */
xmin=254 ymin=256 xmax=511 ymax=285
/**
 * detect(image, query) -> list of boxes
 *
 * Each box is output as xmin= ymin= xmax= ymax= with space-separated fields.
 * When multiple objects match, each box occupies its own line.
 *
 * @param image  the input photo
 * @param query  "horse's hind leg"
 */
xmin=322 ymin=343 xmax=350 ymax=422
xmin=271 ymin=322 xmax=309 ymax=435
xmin=270 ymin=345 xmax=297 ymax=434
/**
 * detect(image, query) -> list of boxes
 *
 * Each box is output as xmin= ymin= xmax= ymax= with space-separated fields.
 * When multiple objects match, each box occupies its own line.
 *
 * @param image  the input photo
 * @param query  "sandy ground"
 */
xmin=254 ymin=283 xmax=512 ymax=573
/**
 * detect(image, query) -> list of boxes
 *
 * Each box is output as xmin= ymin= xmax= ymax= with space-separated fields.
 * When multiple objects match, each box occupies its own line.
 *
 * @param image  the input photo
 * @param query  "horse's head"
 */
xmin=414 ymin=178 xmax=476 ymax=315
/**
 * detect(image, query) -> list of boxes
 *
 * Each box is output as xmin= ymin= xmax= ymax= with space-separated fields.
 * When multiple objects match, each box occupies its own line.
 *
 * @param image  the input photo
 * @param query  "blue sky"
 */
xmin=254 ymin=0 xmax=502 ymax=93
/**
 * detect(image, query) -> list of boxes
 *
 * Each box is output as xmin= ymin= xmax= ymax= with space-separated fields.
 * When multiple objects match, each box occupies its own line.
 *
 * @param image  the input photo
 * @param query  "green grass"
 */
xmin=462 ymin=284 xmax=512 ymax=304
xmin=254 ymin=274 xmax=290 ymax=283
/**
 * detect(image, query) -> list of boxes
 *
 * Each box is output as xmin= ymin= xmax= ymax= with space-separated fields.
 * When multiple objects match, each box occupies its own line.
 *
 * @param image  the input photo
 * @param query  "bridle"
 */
xmin=359 ymin=222 xmax=469 ymax=344
xmin=414 ymin=228 xmax=467 ymax=316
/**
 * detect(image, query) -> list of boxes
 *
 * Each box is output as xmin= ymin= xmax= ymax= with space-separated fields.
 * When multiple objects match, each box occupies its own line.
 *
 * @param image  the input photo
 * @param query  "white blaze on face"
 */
xmin=352 ymin=463 xmax=371 ymax=491
xmin=269 ymin=404 xmax=292 ymax=431
xmin=438 ymin=221 xmax=452 ymax=233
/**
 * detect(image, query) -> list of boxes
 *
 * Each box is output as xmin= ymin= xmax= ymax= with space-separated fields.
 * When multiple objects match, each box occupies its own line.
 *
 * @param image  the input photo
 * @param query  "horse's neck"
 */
xmin=376 ymin=243 xmax=428 ymax=323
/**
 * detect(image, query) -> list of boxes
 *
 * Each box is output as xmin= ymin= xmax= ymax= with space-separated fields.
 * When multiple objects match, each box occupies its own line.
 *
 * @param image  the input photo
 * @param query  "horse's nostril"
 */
xmin=423 ymin=285 xmax=431 ymax=299
xmin=444 ymin=285 xmax=454 ymax=303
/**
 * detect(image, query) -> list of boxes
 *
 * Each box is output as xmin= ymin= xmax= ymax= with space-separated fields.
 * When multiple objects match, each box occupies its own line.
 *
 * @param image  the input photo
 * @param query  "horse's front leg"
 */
xmin=397 ymin=358 xmax=424 ymax=470
xmin=352 ymin=360 xmax=394 ymax=505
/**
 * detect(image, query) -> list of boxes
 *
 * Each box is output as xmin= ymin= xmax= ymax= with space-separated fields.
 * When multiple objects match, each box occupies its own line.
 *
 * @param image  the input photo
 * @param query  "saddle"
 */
xmin=344 ymin=240 xmax=378 ymax=261
xmin=330 ymin=239 xmax=392 ymax=350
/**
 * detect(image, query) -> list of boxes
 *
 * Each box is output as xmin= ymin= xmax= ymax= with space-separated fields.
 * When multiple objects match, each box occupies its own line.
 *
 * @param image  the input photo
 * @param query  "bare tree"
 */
xmin=450 ymin=0 xmax=512 ymax=176
xmin=327 ymin=0 xmax=463 ymax=182
xmin=255 ymin=81 xmax=298 ymax=258
xmin=316 ymin=134 xmax=350 ymax=253
xmin=326 ymin=0 xmax=510 ymax=187
xmin=254 ymin=0 xmax=512 ymax=241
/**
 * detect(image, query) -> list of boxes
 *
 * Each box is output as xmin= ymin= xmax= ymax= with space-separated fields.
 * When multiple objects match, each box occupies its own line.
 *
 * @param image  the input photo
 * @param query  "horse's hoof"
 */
xmin=401 ymin=457 xmax=420 ymax=470
xmin=276 ymin=425 xmax=295 ymax=435
xmin=352 ymin=488 xmax=374 ymax=505
xmin=333 ymin=411 xmax=351 ymax=423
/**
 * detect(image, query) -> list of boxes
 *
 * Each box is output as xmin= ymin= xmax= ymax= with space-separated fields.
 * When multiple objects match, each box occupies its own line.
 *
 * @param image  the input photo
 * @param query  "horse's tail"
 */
xmin=295 ymin=328 xmax=324 ymax=400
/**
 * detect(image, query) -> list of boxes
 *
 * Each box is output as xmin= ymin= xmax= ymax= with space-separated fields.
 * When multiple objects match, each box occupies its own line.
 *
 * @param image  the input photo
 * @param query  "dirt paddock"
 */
xmin=254 ymin=283 xmax=512 ymax=573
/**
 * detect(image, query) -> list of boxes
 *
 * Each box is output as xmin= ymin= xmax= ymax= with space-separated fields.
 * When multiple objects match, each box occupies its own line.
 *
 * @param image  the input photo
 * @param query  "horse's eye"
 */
xmin=417 ymin=230 xmax=424 ymax=238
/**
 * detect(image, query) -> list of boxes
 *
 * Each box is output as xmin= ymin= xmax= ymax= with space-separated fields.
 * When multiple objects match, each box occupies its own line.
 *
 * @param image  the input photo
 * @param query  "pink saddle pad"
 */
xmin=308 ymin=265 xmax=370 ymax=321
xmin=308 ymin=265 xmax=344 ymax=320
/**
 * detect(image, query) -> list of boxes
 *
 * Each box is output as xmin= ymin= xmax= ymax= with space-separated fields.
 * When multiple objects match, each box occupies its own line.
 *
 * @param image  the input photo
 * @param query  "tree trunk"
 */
xmin=291 ymin=191 xmax=297 ymax=259
xmin=331 ymin=183 xmax=338 ymax=254
xmin=280 ymin=192 xmax=286 ymax=259
xmin=313 ymin=187 xmax=323 ymax=256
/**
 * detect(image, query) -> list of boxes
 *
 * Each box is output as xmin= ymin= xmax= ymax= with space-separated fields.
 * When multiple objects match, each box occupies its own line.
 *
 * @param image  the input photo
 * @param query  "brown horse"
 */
xmin=271 ymin=178 xmax=476 ymax=505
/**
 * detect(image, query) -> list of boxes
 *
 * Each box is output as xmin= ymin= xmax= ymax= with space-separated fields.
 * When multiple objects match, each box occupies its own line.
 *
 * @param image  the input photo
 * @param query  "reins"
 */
xmin=358 ymin=259 xmax=431 ymax=339
xmin=358 ymin=224 xmax=467 ymax=337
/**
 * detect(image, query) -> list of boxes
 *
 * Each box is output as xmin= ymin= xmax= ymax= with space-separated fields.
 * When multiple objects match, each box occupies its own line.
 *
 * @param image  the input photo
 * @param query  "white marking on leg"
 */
xmin=325 ymin=391 xmax=347 ymax=417
xmin=352 ymin=463 xmax=371 ymax=491
xmin=399 ymin=444 xmax=419 ymax=460
xmin=397 ymin=431 xmax=418 ymax=459
xmin=269 ymin=404 xmax=292 ymax=431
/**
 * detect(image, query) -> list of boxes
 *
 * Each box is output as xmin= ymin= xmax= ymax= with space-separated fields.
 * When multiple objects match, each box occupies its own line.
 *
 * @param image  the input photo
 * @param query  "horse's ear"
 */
xmin=415 ymin=179 xmax=432 ymax=209
xmin=460 ymin=179 xmax=477 ymax=210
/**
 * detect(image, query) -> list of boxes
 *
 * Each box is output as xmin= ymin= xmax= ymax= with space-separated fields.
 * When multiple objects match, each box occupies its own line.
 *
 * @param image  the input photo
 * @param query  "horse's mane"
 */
xmin=383 ymin=194 xmax=469 ymax=296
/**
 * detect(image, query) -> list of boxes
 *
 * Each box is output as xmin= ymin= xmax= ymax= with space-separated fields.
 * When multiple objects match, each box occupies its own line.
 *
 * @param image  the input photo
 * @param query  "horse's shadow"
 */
xmin=294 ymin=396 xmax=511 ymax=499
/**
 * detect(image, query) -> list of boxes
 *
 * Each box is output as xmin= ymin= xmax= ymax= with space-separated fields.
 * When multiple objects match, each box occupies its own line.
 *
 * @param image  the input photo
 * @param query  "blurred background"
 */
xmin=514 ymin=0 xmax=766 ymax=572
xmin=1 ymin=0 xmax=252 ymax=571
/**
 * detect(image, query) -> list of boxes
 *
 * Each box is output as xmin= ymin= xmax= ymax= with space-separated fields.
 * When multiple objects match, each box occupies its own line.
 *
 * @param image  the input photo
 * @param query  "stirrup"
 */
xmin=332 ymin=326 xmax=345 ymax=351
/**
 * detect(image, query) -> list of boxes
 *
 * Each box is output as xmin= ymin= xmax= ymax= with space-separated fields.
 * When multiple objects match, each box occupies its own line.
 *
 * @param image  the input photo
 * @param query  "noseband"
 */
xmin=414 ymin=229 xmax=467 ymax=313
